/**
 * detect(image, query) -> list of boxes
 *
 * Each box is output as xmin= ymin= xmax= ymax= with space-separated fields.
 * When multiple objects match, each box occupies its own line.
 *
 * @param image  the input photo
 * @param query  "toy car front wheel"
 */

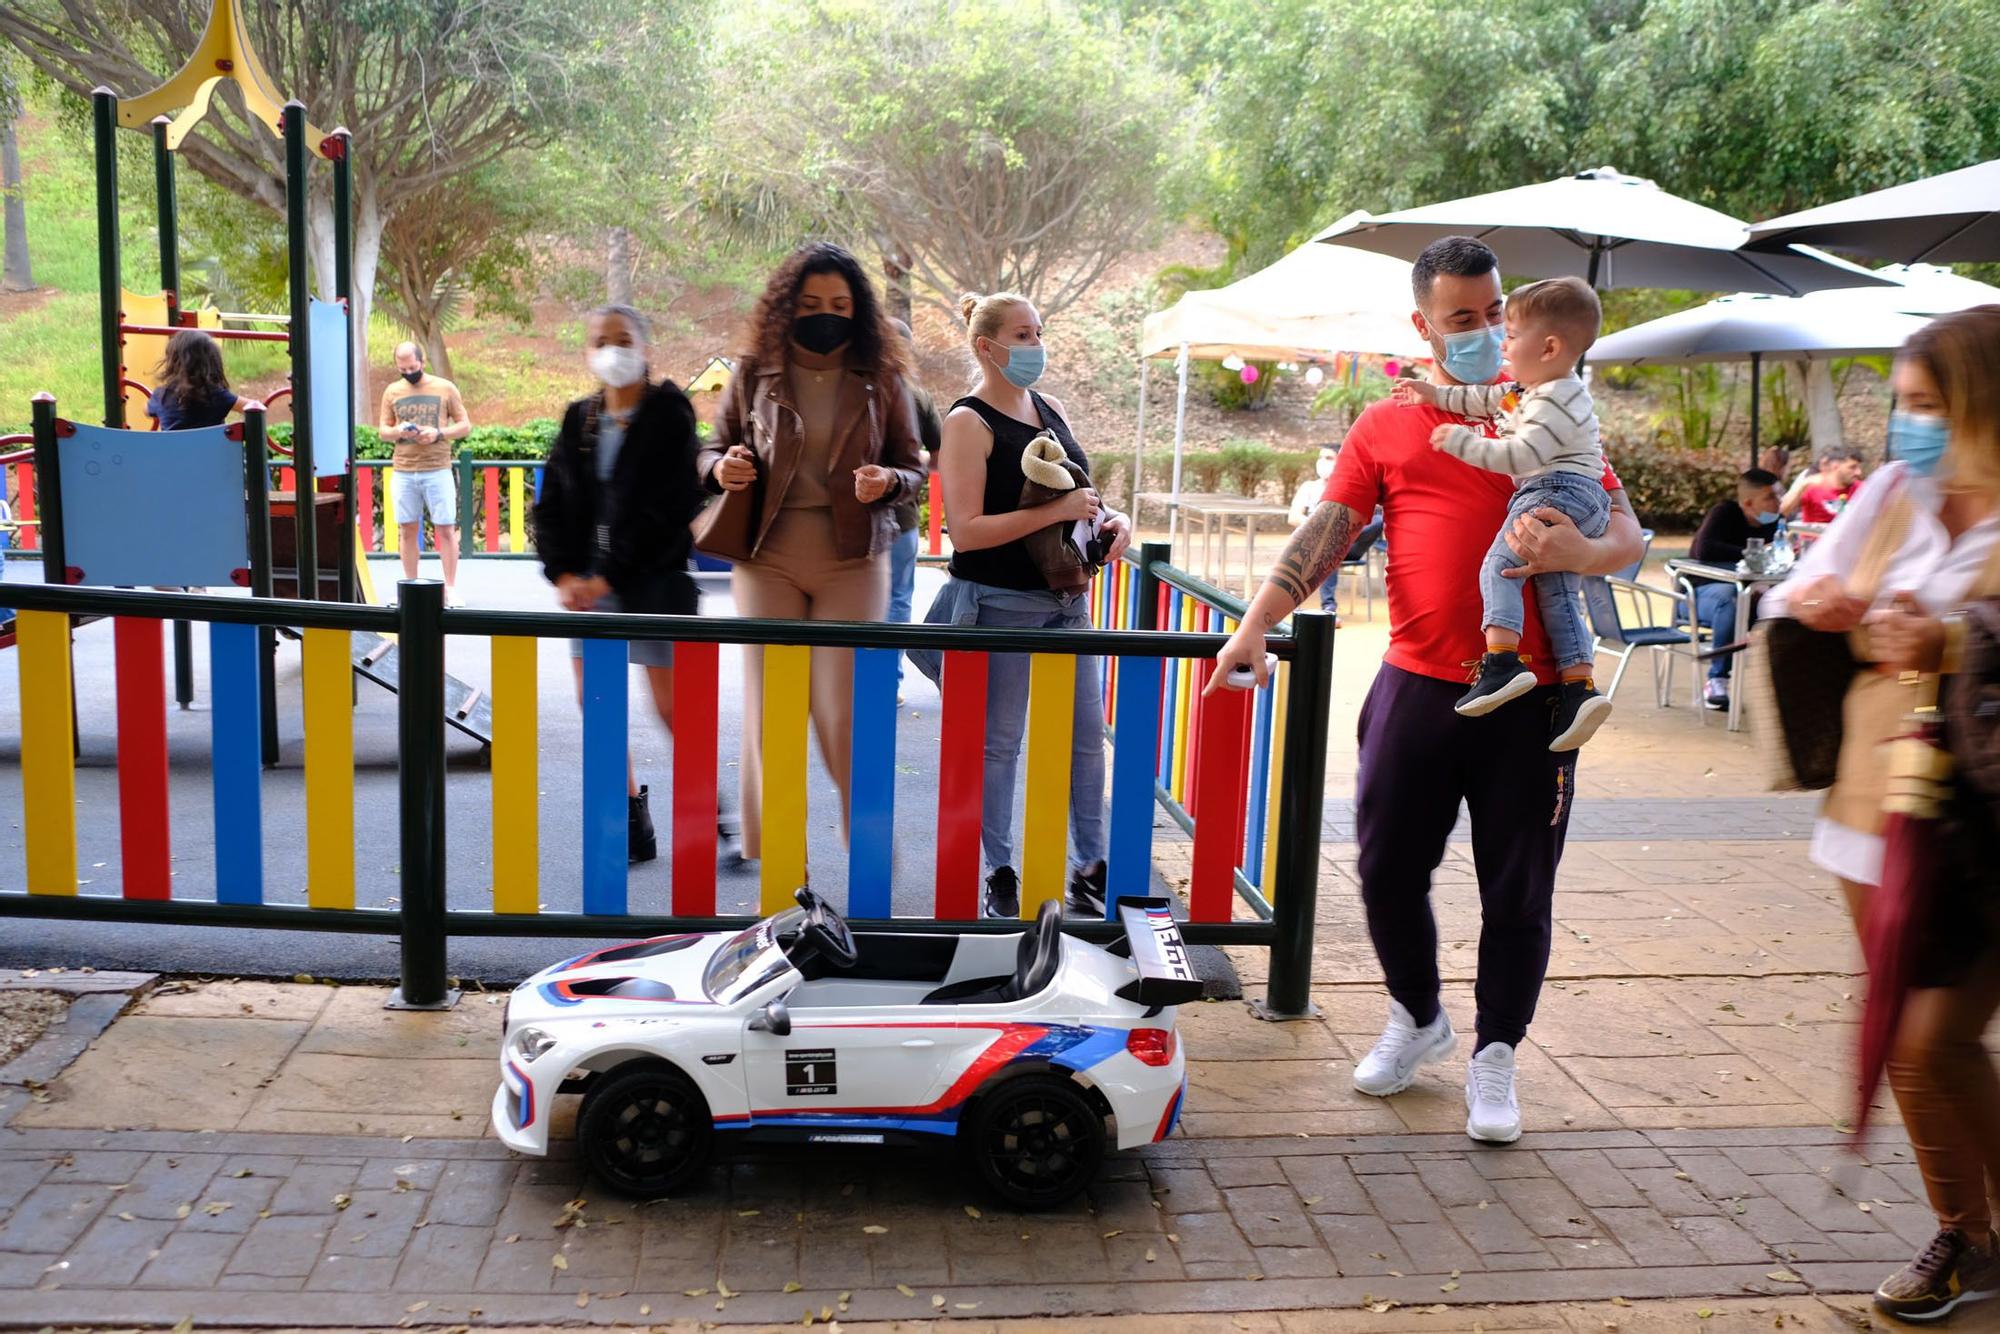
xmin=965 ymin=1075 xmax=1105 ymax=1209
xmin=577 ymin=1065 xmax=713 ymax=1198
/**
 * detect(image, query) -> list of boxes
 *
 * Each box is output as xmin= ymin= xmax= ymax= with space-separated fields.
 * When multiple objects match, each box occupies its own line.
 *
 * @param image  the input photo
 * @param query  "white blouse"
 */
xmin=1763 ymin=461 xmax=2000 ymax=886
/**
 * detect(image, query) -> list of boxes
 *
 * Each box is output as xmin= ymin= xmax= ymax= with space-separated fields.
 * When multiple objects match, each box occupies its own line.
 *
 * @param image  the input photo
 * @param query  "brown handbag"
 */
xmin=692 ymin=370 xmax=763 ymax=562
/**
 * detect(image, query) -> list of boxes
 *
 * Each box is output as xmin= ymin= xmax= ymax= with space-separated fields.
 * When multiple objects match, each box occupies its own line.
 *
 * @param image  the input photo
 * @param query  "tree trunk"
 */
xmin=0 ymin=102 xmax=32 ymax=292
xmin=1797 ymin=359 xmax=1844 ymax=454
xmin=349 ymin=195 xmax=384 ymax=428
xmin=881 ymin=245 xmax=912 ymax=329
xmin=607 ymin=226 xmax=633 ymax=306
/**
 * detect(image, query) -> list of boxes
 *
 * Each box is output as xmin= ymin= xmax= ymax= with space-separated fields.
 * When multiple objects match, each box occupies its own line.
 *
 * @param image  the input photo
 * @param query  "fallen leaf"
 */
xmin=203 ymin=1202 xmax=232 ymax=1216
xmin=862 ymin=1224 xmax=889 ymax=1235
xmin=503 ymin=1233 xmax=520 ymax=1244
xmin=574 ymin=1291 xmax=589 ymax=1309
xmin=784 ymin=1281 xmax=803 ymax=1293
xmin=1441 ymin=1280 xmax=1459 ymax=1293
xmin=1145 ymin=1247 xmax=1157 ymax=1263
xmin=175 ymin=1204 xmax=192 ymax=1220
xmin=895 ymin=1283 xmax=916 ymax=1297
xmin=1767 ymin=1269 xmax=1803 ymax=1283
xmin=1857 ymin=1202 xmax=1874 ymax=1213
xmin=639 ymin=1305 xmax=651 ymax=1316
xmin=405 ymin=1302 xmax=430 ymax=1314
xmin=117 ymin=1211 xmax=136 ymax=1221
xmin=931 ymin=1294 xmax=946 ymax=1309
xmin=717 ymin=1280 xmax=735 ymax=1298
xmin=682 ymin=1288 xmax=708 ymax=1298
xmin=955 ymin=1302 xmax=980 ymax=1310
xmin=1102 ymin=1229 xmax=1123 ymax=1238
xmin=963 ymin=1204 xmax=982 ymax=1219
xmin=171 ymin=1318 xmax=193 ymax=1334
xmin=1611 ymin=1296 xmax=1630 ymax=1307
xmin=1698 ymin=1309 xmax=1715 ymax=1319
xmin=231 ymin=1169 xmax=253 ymax=1179
xmin=333 ymin=1194 xmax=352 ymax=1211
xmin=550 ymin=1254 xmax=567 ymax=1271
xmin=737 ymin=1209 xmax=761 ymax=1217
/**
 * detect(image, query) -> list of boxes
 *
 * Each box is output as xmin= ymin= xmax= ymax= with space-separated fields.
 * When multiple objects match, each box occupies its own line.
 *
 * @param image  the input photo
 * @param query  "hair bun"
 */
xmin=958 ymin=293 xmax=982 ymax=325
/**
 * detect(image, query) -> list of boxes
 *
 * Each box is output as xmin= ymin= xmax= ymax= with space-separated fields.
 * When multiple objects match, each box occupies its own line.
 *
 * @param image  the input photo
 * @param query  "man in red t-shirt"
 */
xmin=1211 ymin=237 xmax=1643 ymax=1145
xmin=1783 ymin=450 xmax=1863 ymax=524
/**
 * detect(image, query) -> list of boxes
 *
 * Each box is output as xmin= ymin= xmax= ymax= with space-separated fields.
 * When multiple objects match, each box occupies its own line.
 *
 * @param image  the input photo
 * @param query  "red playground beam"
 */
xmin=121 ymin=323 xmax=289 ymax=343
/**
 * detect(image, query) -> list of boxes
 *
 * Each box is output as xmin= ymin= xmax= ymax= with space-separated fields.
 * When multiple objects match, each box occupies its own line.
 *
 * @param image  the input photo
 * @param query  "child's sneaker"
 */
xmin=1455 ymin=651 xmax=1538 ymax=717
xmin=1549 ymin=680 xmax=1612 ymax=751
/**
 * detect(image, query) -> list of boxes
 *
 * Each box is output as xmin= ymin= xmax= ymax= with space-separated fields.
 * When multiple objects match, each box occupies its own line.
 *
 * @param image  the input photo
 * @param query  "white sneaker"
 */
xmin=1353 ymin=1000 xmax=1456 ymax=1097
xmin=1466 ymin=1042 xmax=1523 ymax=1144
xmin=444 ymin=586 xmax=463 ymax=608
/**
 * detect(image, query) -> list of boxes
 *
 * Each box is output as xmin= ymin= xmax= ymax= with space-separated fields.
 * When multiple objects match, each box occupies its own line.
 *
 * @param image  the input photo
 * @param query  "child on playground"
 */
xmin=1389 ymin=275 xmax=1612 ymax=752
xmin=146 ymin=329 xmax=250 ymax=431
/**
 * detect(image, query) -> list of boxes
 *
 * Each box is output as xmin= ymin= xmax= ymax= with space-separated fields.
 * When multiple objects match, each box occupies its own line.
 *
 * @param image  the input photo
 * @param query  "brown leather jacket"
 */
xmin=699 ymin=356 xmax=927 ymax=561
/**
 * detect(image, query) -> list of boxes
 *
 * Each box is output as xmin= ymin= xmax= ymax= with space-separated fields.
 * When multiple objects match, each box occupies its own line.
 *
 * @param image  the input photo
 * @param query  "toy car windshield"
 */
xmin=701 ymin=907 xmax=805 ymax=1002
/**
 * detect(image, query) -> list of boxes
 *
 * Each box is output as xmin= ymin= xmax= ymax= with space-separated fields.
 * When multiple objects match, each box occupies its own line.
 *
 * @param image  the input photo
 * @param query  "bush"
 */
xmin=1218 ymin=439 xmax=1277 ymax=497
xmin=1311 ymin=376 xmax=1391 ymax=430
xmin=1605 ymin=437 xmax=1742 ymax=529
xmin=1183 ymin=449 xmax=1227 ymax=493
xmin=268 ymin=419 xmax=560 ymax=461
xmin=1271 ymin=449 xmax=1312 ymax=503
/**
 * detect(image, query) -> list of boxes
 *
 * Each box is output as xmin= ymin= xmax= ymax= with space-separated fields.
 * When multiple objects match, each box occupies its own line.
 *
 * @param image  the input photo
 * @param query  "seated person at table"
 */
xmin=1783 ymin=449 xmax=1863 ymax=523
xmin=1391 ymin=275 xmax=1611 ymax=751
xmin=146 ymin=329 xmax=251 ymax=431
xmin=1687 ymin=468 xmax=1782 ymax=711
xmin=1288 ymin=446 xmax=1384 ymax=617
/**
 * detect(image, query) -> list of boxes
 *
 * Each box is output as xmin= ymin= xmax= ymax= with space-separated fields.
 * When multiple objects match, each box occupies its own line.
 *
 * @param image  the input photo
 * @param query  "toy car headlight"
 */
xmin=513 ymin=1026 xmax=559 ymax=1061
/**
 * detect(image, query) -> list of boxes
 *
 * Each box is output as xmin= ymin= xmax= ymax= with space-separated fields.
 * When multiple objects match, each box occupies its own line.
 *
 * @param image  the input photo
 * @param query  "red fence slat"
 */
xmin=1188 ymin=678 xmax=1252 ymax=923
xmin=934 ymin=650 xmax=987 ymax=919
xmin=113 ymin=617 xmax=173 ymax=901
xmin=670 ymin=640 xmax=719 ymax=915
xmin=483 ymin=469 xmax=501 ymax=553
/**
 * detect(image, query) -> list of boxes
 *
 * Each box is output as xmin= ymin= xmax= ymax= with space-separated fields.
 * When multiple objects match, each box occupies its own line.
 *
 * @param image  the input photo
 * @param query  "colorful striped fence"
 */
xmin=352 ymin=459 xmax=541 ymax=557
xmin=0 ymin=561 xmax=1332 ymax=1015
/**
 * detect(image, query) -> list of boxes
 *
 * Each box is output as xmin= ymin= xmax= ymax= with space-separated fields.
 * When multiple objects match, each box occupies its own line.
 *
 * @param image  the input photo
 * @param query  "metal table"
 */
xmin=1663 ymin=558 xmax=1787 ymax=732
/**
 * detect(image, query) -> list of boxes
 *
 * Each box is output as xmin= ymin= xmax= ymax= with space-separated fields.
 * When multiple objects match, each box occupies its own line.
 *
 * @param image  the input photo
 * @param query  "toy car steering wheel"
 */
xmin=791 ymin=887 xmax=859 ymax=970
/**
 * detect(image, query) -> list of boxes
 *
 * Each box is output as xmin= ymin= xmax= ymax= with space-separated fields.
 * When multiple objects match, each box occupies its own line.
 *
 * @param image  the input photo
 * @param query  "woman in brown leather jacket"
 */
xmin=697 ymin=242 xmax=926 ymax=862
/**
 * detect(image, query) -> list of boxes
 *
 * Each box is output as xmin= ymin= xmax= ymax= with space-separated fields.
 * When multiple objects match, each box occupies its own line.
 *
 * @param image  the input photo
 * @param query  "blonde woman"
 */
xmin=920 ymin=292 xmax=1132 ymax=917
xmin=697 ymin=243 xmax=926 ymax=862
xmin=1763 ymin=305 xmax=2000 ymax=1323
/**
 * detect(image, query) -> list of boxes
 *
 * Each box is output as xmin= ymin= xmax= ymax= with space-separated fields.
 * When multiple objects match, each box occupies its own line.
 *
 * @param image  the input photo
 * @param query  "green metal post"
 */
xmin=242 ymin=408 xmax=279 ymax=765
xmin=457 ymin=443 xmax=475 ymax=558
xmin=388 ymin=578 xmax=456 ymax=1009
xmin=92 ymin=89 xmax=123 ymax=428
xmin=151 ymin=117 xmax=179 ymax=320
xmin=1255 ymin=608 xmax=1332 ymax=1021
xmin=1135 ymin=541 xmax=1168 ymax=635
xmin=330 ymin=128 xmax=358 ymax=605
xmin=29 ymin=393 xmax=64 ymax=585
xmin=282 ymin=101 xmax=316 ymax=599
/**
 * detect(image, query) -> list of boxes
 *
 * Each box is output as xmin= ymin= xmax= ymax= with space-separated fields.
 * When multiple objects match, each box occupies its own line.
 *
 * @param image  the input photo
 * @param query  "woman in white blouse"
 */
xmin=1761 ymin=305 xmax=2000 ymax=1321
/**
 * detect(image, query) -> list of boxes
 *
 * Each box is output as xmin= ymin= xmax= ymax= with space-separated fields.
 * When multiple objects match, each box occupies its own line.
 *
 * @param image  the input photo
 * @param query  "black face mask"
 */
xmin=792 ymin=312 xmax=853 ymax=356
xmin=401 ymin=368 xmax=424 ymax=384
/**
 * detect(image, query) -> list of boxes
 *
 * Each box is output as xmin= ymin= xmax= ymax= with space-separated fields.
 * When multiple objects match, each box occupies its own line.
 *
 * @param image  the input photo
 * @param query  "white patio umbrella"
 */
xmin=1747 ymin=159 xmax=2000 ymax=264
xmin=1134 ymin=221 xmax=1425 ymax=539
xmin=1316 ymin=167 xmax=1891 ymax=295
xmin=1588 ymin=265 xmax=2000 ymax=464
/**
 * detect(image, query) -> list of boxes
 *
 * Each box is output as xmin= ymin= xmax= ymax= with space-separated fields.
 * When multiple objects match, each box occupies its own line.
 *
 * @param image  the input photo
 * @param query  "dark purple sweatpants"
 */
xmin=1354 ymin=664 xmax=1578 ymax=1051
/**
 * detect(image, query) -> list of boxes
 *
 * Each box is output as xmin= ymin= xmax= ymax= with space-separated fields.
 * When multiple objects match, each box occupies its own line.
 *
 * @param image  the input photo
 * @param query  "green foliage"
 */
xmin=1202 ymin=360 xmax=1278 ymax=412
xmin=1271 ymin=449 xmax=1312 ymax=503
xmin=1311 ymin=374 xmax=1392 ymax=429
xmin=266 ymin=420 xmax=559 ymax=462
xmin=1656 ymin=364 xmax=1735 ymax=452
xmin=1761 ymin=364 xmax=1811 ymax=452
xmin=1607 ymin=438 xmax=1743 ymax=528
xmin=1182 ymin=450 xmax=1226 ymax=493
xmin=1218 ymin=438 xmax=1277 ymax=496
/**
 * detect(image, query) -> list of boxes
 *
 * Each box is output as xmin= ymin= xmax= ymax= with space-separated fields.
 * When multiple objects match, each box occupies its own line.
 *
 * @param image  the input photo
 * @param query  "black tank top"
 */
xmin=947 ymin=392 xmax=1091 ymax=592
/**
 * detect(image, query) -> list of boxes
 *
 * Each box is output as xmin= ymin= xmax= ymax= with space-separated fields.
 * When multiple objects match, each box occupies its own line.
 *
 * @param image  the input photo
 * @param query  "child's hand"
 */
xmin=1429 ymin=424 xmax=1456 ymax=450
xmin=1390 ymin=380 xmax=1436 ymax=408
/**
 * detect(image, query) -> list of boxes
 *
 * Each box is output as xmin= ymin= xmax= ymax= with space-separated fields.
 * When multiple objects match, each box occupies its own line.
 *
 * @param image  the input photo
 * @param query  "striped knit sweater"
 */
xmin=1434 ymin=375 xmax=1601 ymax=480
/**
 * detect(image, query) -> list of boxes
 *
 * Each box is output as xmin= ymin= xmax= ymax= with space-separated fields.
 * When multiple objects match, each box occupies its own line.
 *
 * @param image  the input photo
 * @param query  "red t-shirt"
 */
xmin=1323 ymin=398 xmax=1623 ymax=686
xmin=1798 ymin=481 xmax=1856 ymax=524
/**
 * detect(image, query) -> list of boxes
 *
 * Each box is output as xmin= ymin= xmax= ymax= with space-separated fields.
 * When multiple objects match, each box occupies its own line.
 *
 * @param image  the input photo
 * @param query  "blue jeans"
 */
xmin=1693 ymin=582 xmax=1742 ymax=679
xmin=1480 ymin=472 xmax=1610 ymax=673
xmin=888 ymin=526 xmax=919 ymax=678
xmin=965 ymin=584 xmax=1108 ymax=873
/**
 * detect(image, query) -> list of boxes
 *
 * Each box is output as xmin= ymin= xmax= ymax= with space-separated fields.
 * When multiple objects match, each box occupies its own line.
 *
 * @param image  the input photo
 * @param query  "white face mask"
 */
xmin=1314 ymin=457 xmax=1335 ymax=480
xmin=589 ymin=344 xmax=647 ymax=389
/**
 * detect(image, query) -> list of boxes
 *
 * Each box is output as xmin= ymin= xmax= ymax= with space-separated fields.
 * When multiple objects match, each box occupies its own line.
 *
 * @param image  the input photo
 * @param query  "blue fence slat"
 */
xmin=209 ymin=621 xmax=263 ymax=905
xmin=581 ymin=637 xmax=629 ymax=915
xmin=847 ymin=647 xmax=899 ymax=917
xmin=1245 ymin=668 xmax=1276 ymax=888
xmin=1158 ymin=590 xmax=1181 ymax=786
xmin=1108 ymin=656 xmax=1163 ymax=917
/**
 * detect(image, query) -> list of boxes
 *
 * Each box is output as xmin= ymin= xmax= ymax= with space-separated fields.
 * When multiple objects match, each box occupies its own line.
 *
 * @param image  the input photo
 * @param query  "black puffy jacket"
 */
xmin=534 ymin=379 xmax=707 ymax=615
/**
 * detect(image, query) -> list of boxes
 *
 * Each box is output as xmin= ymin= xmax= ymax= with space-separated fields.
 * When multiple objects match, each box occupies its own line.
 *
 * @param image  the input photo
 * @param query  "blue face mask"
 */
xmin=1756 ymin=510 xmax=1781 ymax=526
xmin=986 ymin=339 xmax=1046 ymax=389
xmin=1888 ymin=410 xmax=1950 ymax=476
xmin=1433 ymin=321 xmax=1504 ymax=383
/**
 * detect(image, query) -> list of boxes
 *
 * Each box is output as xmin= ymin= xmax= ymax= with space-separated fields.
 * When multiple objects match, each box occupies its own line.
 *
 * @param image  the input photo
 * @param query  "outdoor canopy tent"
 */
xmin=1136 ymin=216 xmax=1429 ymax=537
xmin=1588 ymin=265 xmax=2000 ymax=464
xmin=1747 ymin=159 xmax=2000 ymax=265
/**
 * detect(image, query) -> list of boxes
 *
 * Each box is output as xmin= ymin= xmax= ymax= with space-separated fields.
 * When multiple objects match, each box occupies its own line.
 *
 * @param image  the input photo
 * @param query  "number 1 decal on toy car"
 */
xmin=785 ymin=1048 xmax=838 ymax=1096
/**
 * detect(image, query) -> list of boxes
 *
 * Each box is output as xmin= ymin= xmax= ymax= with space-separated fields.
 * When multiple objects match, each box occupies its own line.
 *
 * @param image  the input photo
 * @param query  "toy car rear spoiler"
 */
xmin=1110 ymin=897 xmax=1204 ymax=1007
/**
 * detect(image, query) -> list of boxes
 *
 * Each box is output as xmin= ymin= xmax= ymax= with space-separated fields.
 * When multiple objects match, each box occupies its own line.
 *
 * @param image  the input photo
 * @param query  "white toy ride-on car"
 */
xmin=493 ymin=887 xmax=1198 ymax=1208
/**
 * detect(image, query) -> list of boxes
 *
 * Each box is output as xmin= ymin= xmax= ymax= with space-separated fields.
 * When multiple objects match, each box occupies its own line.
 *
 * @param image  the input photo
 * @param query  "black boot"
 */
xmin=716 ymin=790 xmax=743 ymax=862
xmin=1067 ymin=860 xmax=1108 ymax=918
xmin=984 ymin=867 xmax=1020 ymax=919
xmin=629 ymin=786 xmax=659 ymax=864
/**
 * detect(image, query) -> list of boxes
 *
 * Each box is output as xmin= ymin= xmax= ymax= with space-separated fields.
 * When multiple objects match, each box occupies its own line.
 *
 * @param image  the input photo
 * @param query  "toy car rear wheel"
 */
xmin=578 ymin=1065 xmax=713 ymax=1199
xmin=965 ymin=1074 xmax=1104 ymax=1209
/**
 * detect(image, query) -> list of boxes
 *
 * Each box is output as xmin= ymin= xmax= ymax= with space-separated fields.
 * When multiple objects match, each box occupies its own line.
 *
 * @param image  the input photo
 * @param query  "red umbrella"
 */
xmin=1854 ymin=705 xmax=1953 ymax=1138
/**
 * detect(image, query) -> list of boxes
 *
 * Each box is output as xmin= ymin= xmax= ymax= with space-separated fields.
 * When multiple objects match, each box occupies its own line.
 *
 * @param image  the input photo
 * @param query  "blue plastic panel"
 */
xmin=308 ymin=298 xmax=352 ymax=478
xmin=58 ymin=423 xmax=249 ymax=587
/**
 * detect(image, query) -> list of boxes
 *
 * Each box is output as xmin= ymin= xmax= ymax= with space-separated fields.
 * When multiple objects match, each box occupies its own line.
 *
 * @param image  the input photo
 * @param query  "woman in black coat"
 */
xmin=535 ymin=303 xmax=708 ymax=862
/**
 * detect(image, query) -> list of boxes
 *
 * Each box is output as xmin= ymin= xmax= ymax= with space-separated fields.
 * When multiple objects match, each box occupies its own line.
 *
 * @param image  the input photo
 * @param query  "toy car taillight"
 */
xmin=1126 ymin=1028 xmax=1177 ymax=1067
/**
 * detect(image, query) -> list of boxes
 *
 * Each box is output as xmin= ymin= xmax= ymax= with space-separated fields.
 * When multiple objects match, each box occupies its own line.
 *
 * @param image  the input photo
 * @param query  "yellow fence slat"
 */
xmin=1170 ymin=597 xmax=1196 ymax=804
xmin=760 ymin=644 xmax=810 ymax=913
xmin=507 ymin=467 xmax=526 ymax=554
xmin=381 ymin=466 xmax=398 ymax=555
xmin=302 ymin=628 xmax=355 ymax=908
xmin=491 ymin=636 xmax=539 ymax=914
xmin=18 ymin=611 xmax=76 ymax=895
xmin=1021 ymin=652 xmax=1076 ymax=919
xmin=1261 ymin=660 xmax=1289 ymax=894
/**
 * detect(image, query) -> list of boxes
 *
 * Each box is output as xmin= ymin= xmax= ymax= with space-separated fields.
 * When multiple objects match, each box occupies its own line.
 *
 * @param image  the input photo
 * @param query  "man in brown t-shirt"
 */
xmin=377 ymin=342 xmax=472 ymax=600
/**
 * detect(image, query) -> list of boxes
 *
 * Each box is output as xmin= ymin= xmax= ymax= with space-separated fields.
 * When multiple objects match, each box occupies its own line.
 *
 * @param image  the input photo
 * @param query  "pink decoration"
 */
xmin=1383 ymin=360 xmax=1401 ymax=379
xmin=1240 ymin=364 xmax=1260 ymax=385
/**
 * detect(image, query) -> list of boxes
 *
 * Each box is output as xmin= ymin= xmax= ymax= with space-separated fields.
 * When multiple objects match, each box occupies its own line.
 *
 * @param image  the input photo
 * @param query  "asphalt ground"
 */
xmin=0 ymin=557 xmax=1175 ymax=983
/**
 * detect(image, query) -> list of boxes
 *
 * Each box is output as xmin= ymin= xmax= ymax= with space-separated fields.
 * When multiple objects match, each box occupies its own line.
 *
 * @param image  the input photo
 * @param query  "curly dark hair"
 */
xmin=154 ymin=328 xmax=229 ymax=412
xmin=742 ymin=242 xmax=903 ymax=377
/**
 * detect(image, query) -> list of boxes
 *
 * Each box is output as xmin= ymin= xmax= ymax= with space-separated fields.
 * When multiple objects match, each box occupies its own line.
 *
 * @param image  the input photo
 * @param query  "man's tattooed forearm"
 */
xmin=1268 ymin=502 xmax=1354 ymax=609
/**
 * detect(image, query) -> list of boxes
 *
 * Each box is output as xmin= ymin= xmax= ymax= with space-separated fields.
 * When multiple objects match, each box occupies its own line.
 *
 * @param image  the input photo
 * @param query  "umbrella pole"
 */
xmin=1169 ymin=342 xmax=1190 ymax=549
xmin=1749 ymin=351 xmax=1761 ymax=471
xmin=1132 ymin=363 xmax=1149 ymax=522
